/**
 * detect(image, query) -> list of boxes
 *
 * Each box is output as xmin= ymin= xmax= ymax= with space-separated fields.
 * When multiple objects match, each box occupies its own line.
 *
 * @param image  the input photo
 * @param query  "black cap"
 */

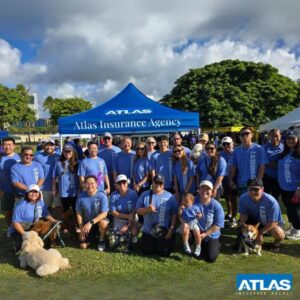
xmin=247 ymin=178 xmax=264 ymax=188
xmin=286 ymin=130 xmax=298 ymax=138
xmin=153 ymin=174 xmax=164 ymax=184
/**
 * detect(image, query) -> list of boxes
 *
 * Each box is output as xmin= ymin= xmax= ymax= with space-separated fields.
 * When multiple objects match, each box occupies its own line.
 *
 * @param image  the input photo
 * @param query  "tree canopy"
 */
xmin=161 ymin=60 xmax=300 ymax=128
xmin=0 ymin=84 xmax=36 ymax=129
xmin=43 ymin=96 xmax=93 ymax=124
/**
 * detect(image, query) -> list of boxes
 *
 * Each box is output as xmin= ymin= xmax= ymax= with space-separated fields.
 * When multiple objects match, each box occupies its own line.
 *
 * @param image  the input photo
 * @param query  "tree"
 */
xmin=43 ymin=97 xmax=93 ymax=124
xmin=0 ymin=84 xmax=36 ymax=129
xmin=161 ymin=60 xmax=300 ymax=128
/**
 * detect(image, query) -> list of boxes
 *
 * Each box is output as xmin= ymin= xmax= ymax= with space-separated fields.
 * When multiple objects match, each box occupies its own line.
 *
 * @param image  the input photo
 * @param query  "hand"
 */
xmin=127 ymin=213 xmax=135 ymax=221
xmin=196 ymin=212 xmax=202 ymax=219
xmin=212 ymin=188 xmax=217 ymax=198
xmin=119 ymin=224 xmax=129 ymax=234
xmin=51 ymin=189 xmax=58 ymax=197
xmin=148 ymin=203 xmax=157 ymax=213
xmin=105 ymin=188 xmax=110 ymax=195
xmin=133 ymin=184 xmax=140 ymax=192
xmin=80 ymin=222 xmax=92 ymax=241
xmin=165 ymin=229 xmax=173 ymax=240
xmin=200 ymin=232 xmax=207 ymax=239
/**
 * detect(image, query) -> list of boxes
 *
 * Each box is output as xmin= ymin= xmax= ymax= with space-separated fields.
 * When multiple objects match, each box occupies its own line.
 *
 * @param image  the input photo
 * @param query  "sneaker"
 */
xmin=286 ymin=228 xmax=300 ymax=240
xmin=131 ymin=236 xmax=138 ymax=244
xmin=270 ymin=243 xmax=281 ymax=253
xmin=183 ymin=243 xmax=192 ymax=255
xmin=98 ymin=240 xmax=106 ymax=252
xmin=284 ymin=225 xmax=293 ymax=235
xmin=225 ymin=214 xmax=231 ymax=221
xmin=194 ymin=245 xmax=201 ymax=257
xmin=229 ymin=218 xmax=238 ymax=228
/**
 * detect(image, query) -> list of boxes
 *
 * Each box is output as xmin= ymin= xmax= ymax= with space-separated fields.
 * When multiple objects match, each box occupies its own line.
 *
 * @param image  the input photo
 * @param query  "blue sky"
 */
xmin=1 ymin=0 xmax=300 ymax=118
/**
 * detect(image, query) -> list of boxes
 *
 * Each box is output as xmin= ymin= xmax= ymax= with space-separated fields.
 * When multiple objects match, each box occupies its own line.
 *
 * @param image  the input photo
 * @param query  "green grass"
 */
xmin=1 ymin=210 xmax=300 ymax=300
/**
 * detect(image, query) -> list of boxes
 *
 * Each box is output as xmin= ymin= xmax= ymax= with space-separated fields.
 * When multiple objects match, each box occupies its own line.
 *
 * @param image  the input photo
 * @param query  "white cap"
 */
xmin=199 ymin=180 xmax=213 ymax=190
xmin=221 ymin=136 xmax=233 ymax=144
xmin=26 ymin=184 xmax=41 ymax=193
xmin=103 ymin=132 xmax=113 ymax=138
xmin=115 ymin=174 xmax=129 ymax=183
xmin=44 ymin=139 xmax=55 ymax=145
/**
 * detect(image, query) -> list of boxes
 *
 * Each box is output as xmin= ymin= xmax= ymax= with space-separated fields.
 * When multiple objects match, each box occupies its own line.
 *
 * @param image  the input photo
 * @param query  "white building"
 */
xmin=28 ymin=92 xmax=39 ymax=119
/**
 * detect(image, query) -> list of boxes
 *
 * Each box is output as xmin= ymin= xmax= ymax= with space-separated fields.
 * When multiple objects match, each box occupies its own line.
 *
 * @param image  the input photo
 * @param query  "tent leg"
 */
xmin=60 ymin=135 xmax=63 ymax=152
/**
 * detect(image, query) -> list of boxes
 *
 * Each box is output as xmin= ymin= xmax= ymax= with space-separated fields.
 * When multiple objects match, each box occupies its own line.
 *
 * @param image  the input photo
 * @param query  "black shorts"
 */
xmin=79 ymin=224 xmax=99 ymax=244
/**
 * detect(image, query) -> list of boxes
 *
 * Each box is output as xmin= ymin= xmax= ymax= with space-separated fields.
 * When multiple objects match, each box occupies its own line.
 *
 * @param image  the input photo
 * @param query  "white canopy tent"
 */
xmin=259 ymin=107 xmax=300 ymax=131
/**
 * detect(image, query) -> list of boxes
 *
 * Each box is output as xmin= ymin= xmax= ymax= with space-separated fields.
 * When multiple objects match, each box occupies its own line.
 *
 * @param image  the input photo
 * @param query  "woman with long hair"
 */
xmin=196 ymin=142 xmax=227 ymax=198
xmin=172 ymin=145 xmax=196 ymax=202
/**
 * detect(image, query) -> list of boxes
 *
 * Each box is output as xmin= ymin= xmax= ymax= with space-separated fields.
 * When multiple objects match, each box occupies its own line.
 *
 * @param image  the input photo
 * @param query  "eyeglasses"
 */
xmin=103 ymin=137 xmax=111 ymax=140
xmin=240 ymin=131 xmax=251 ymax=136
xmin=205 ymin=147 xmax=215 ymax=151
xmin=23 ymin=154 xmax=34 ymax=157
xmin=137 ymin=147 xmax=145 ymax=151
xmin=117 ymin=181 xmax=127 ymax=185
xmin=174 ymin=149 xmax=183 ymax=153
xmin=222 ymin=143 xmax=230 ymax=146
xmin=248 ymin=186 xmax=261 ymax=192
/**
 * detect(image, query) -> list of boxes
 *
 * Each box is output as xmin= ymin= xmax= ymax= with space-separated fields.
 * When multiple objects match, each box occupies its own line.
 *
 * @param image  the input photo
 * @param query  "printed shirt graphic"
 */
xmin=263 ymin=142 xmax=284 ymax=179
xmin=136 ymin=190 xmax=178 ymax=234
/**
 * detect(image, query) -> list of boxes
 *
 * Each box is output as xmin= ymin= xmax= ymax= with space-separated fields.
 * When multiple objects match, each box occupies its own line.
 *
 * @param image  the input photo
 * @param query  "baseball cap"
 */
xmin=286 ymin=130 xmax=298 ymax=138
xmin=26 ymin=184 xmax=41 ymax=193
xmin=198 ymin=133 xmax=209 ymax=142
xmin=115 ymin=174 xmax=129 ymax=183
xmin=103 ymin=132 xmax=113 ymax=139
xmin=199 ymin=180 xmax=213 ymax=190
xmin=247 ymin=178 xmax=264 ymax=187
xmin=63 ymin=145 xmax=74 ymax=152
xmin=222 ymin=136 xmax=233 ymax=144
xmin=44 ymin=139 xmax=55 ymax=145
xmin=153 ymin=174 xmax=164 ymax=184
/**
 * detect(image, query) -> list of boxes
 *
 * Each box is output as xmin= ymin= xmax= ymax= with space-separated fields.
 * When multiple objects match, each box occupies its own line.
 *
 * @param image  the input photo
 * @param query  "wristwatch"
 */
xmin=89 ymin=220 xmax=95 ymax=225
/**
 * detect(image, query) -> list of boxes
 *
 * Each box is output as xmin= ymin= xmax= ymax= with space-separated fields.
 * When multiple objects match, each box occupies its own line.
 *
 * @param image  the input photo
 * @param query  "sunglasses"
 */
xmin=174 ymin=149 xmax=183 ymax=153
xmin=205 ymin=147 xmax=215 ymax=151
xmin=23 ymin=154 xmax=34 ymax=157
xmin=240 ymin=132 xmax=251 ymax=136
xmin=103 ymin=137 xmax=111 ymax=140
xmin=248 ymin=186 xmax=261 ymax=192
xmin=117 ymin=180 xmax=127 ymax=185
xmin=137 ymin=147 xmax=145 ymax=151
xmin=154 ymin=181 xmax=163 ymax=185
xmin=222 ymin=143 xmax=230 ymax=146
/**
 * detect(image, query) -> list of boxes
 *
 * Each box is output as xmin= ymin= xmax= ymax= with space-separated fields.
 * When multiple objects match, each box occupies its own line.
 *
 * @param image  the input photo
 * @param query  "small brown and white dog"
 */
xmin=241 ymin=223 xmax=262 ymax=256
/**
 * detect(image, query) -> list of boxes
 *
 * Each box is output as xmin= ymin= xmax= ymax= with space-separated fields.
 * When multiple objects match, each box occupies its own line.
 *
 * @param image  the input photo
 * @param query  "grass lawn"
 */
xmin=0 ymin=208 xmax=300 ymax=300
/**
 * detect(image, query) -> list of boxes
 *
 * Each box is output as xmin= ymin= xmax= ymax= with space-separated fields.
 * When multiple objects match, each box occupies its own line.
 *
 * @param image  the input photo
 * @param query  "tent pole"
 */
xmin=60 ymin=134 xmax=63 ymax=152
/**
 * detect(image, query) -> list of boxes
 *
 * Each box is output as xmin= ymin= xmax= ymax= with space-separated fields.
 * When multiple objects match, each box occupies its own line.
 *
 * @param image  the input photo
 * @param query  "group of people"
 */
xmin=0 ymin=126 xmax=299 ymax=262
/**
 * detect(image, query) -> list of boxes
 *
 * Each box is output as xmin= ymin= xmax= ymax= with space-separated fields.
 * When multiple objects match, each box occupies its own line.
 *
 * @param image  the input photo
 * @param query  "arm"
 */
xmin=237 ymin=214 xmax=248 ymax=227
xmin=36 ymin=178 xmax=44 ymax=187
xmin=165 ymin=213 xmax=177 ymax=239
xmin=104 ymin=175 xmax=110 ymax=195
xmin=111 ymin=210 xmax=133 ymax=221
xmin=136 ymin=204 xmax=156 ymax=216
xmin=12 ymin=222 xmax=26 ymax=235
xmin=212 ymin=175 xmax=224 ymax=197
xmin=229 ymin=165 xmax=237 ymax=188
xmin=257 ymin=164 xmax=265 ymax=181
xmin=173 ymin=175 xmax=180 ymax=200
xmin=79 ymin=176 xmax=85 ymax=190
xmin=52 ymin=177 xmax=58 ymax=196
xmin=200 ymin=224 xmax=221 ymax=239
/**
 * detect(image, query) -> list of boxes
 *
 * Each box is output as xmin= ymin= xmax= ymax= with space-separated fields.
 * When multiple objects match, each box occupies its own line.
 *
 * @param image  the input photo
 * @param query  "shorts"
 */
xmin=187 ymin=219 xmax=200 ymax=231
xmin=113 ymin=217 xmax=129 ymax=230
xmin=0 ymin=193 xmax=15 ymax=211
xmin=42 ymin=191 xmax=62 ymax=207
xmin=79 ymin=224 xmax=99 ymax=244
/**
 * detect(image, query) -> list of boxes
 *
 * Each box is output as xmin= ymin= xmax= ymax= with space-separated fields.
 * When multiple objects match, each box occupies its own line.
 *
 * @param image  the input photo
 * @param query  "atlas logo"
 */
xmin=236 ymin=274 xmax=292 ymax=291
xmin=105 ymin=109 xmax=152 ymax=116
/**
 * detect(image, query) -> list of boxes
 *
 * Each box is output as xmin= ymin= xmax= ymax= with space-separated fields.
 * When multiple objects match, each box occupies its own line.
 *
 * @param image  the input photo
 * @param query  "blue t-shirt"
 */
xmin=35 ymin=152 xmax=60 ymax=191
xmin=10 ymin=161 xmax=45 ymax=196
xmin=78 ymin=157 xmax=108 ymax=190
xmin=133 ymin=157 xmax=151 ymax=188
xmin=196 ymin=156 xmax=227 ymax=185
xmin=181 ymin=203 xmax=201 ymax=224
xmin=232 ymin=143 xmax=267 ymax=187
xmin=277 ymin=153 xmax=300 ymax=191
xmin=263 ymin=142 xmax=284 ymax=179
xmin=76 ymin=190 xmax=109 ymax=223
xmin=98 ymin=148 xmax=117 ymax=176
xmin=220 ymin=150 xmax=234 ymax=177
xmin=239 ymin=192 xmax=284 ymax=226
xmin=0 ymin=153 xmax=21 ymax=193
xmin=152 ymin=150 xmax=173 ymax=189
xmin=110 ymin=189 xmax=138 ymax=214
xmin=173 ymin=159 xmax=196 ymax=193
xmin=114 ymin=151 xmax=135 ymax=181
xmin=99 ymin=144 xmax=121 ymax=153
xmin=147 ymin=150 xmax=159 ymax=161
xmin=195 ymin=197 xmax=224 ymax=240
xmin=53 ymin=160 xmax=79 ymax=197
xmin=12 ymin=199 xmax=49 ymax=224
xmin=136 ymin=190 xmax=178 ymax=234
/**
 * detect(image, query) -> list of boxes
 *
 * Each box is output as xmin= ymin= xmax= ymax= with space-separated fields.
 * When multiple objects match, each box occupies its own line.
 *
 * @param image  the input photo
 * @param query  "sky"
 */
xmin=1 ymin=0 xmax=300 ymax=118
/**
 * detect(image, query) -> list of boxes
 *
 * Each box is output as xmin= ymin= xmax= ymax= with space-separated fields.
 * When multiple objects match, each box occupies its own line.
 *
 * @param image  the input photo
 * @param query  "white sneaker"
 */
xmin=286 ymin=228 xmax=300 ymax=240
xmin=131 ymin=236 xmax=138 ymax=244
xmin=183 ymin=243 xmax=192 ymax=255
xmin=284 ymin=224 xmax=293 ymax=235
xmin=194 ymin=245 xmax=201 ymax=257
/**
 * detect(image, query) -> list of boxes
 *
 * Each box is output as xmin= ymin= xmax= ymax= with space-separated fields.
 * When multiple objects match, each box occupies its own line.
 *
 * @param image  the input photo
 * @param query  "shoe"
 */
xmin=284 ymin=224 xmax=293 ymax=235
xmin=131 ymin=236 xmax=138 ymax=244
xmin=98 ymin=240 xmax=106 ymax=252
xmin=6 ymin=227 xmax=13 ymax=238
xmin=183 ymin=243 xmax=192 ymax=255
xmin=194 ymin=245 xmax=201 ymax=257
xmin=225 ymin=214 xmax=231 ymax=221
xmin=286 ymin=228 xmax=300 ymax=240
xmin=228 ymin=218 xmax=237 ymax=228
xmin=270 ymin=243 xmax=281 ymax=253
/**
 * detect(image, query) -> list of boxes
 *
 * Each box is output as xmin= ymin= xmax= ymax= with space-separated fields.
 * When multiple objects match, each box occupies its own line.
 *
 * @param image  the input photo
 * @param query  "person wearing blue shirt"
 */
xmin=110 ymin=174 xmax=139 ymax=244
xmin=172 ymin=133 xmax=191 ymax=157
xmin=78 ymin=141 xmax=110 ymax=194
xmin=220 ymin=136 xmax=238 ymax=228
xmin=146 ymin=137 xmax=158 ymax=161
xmin=172 ymin=145 xmax=196 ymax=201
xmin=11 ymin=184 xmax=56 ymax=252
xmin=76 ymin=175 xmax=109 ymax=251
xmin=238 ymin=178 xmax=285 ymax=252
xmin=53 ymin=145 xmax=79 ymax=213
xmin=11 ymin=146 xmax=45 ymax=200
xmin=151 ymin=136 xmax=174 ymax=192
xmin=98 ymin=132 xmax=121 ymax=193
xmin=229 ymin=127 xmax=267 ymax=195
xmin=277 ymin=130 xmax=300 ymax=240
xmin=133 ymin=142 xmax=151 ymax=195
xmin=196 ymin=142 xmax=227 ymax=198
xmin=113 ymin=136 xmax=135 ymax=187
xmin=35 ymin=139 xmax=61 ymax=216
xmin=194 ymin=180 xmax=224 ymax=263
xmin=263 ymin=129 xmax=284 ymax=199
xmin=0 ymin=137 xmax=21 ymax=228
xmin=136 ymin=175 xmax=177 ymax=257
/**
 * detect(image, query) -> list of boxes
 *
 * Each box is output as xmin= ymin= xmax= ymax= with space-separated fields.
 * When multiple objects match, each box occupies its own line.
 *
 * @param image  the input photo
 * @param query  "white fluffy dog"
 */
xmin=190 ymin=143 xmax=203 ymax=164
xmin=18 ymin=231 xmax=70 ymax=277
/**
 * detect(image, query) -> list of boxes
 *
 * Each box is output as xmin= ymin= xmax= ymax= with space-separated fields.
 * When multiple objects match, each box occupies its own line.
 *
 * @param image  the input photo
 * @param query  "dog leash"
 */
xmin=42 ymin=221 xmax=66 ymax=247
